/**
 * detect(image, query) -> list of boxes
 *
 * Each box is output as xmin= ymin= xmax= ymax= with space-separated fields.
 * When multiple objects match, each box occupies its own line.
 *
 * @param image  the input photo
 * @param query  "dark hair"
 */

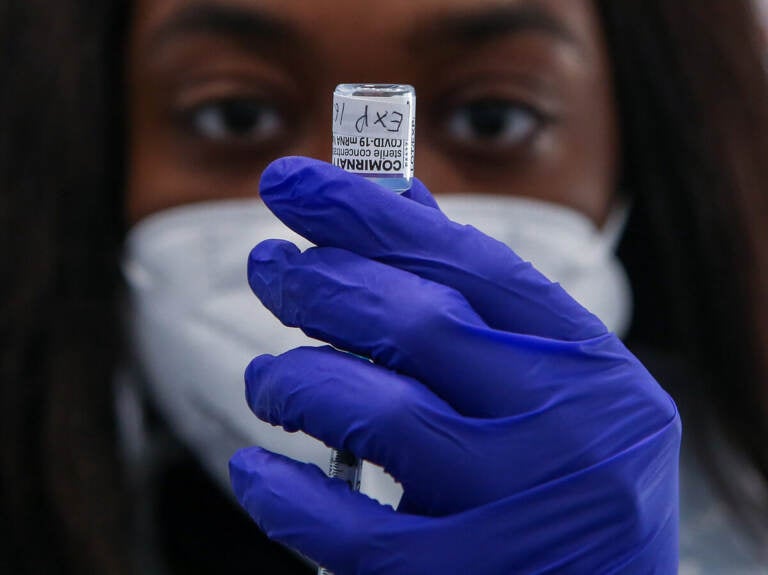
xmin=597 ymin=0 xmax=768 ymax=538
xmin=1 ymin=1 xmax=129 ymax=573
xmin=1 ymin=0 xmax=767 ymax=571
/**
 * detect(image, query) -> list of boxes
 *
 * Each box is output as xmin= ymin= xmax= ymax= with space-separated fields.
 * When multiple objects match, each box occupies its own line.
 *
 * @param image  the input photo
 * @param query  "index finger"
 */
xmin=259 ymin=157 xmax=606 ymax=342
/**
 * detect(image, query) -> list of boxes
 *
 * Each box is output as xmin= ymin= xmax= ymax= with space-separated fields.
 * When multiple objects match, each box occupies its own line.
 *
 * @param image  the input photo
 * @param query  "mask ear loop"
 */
xmin=600 ymin=198 xmax=632 ymax=254
xmin=114 ymin=354 xmax=186 ymax=572
xmin=590 ymin=197 xmax=634 ymax=339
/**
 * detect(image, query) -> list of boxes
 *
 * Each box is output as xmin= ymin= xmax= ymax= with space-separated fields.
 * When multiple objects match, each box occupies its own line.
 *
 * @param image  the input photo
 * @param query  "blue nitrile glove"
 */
xmin=229 ymin=157 xmax=681 ymax=574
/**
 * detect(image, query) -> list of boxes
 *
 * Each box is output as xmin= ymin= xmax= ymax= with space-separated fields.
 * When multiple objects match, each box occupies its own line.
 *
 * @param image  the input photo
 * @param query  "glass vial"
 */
xmin=318 ymin=84 xmax=416 ymax=575
xmin=331 ymin=83 xmax=416 ymax=192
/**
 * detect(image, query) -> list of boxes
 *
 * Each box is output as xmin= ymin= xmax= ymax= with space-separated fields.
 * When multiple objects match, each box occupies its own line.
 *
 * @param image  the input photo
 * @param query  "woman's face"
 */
xmin=127 ymin=0 xmax=618 ymax=225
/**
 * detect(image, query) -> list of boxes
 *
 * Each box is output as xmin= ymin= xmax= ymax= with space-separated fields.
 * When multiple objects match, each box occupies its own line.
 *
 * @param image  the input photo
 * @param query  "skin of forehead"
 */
xmin=133 ymin=0 xmax=606 ymax=61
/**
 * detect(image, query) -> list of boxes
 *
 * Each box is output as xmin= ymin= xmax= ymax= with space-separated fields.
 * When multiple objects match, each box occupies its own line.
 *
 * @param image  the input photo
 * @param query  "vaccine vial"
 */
xmin=318 ymin=84 xmax=416 ymax=575
xmin=332 ymin=84 xmax=416 ymax=192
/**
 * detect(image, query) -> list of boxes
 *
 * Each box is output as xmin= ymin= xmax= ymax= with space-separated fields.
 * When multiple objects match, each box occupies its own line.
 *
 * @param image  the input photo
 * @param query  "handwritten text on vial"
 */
xmin=334 ymin=103 xmax=404 ymax=135
xmin=332 ymin=96 xmax=410 ymax=138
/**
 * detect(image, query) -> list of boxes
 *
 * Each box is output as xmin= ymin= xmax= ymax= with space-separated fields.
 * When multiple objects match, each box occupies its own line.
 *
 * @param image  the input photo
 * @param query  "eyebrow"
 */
xmin=147 ymin=3 xmax=299 ymax=52
xmin=411 ymin=2 xmax=579 ymax=49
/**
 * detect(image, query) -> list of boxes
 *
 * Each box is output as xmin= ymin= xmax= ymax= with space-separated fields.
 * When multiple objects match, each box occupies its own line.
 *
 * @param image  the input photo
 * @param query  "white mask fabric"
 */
xmin=436 ymin=194 xmax=632 ymax=338
xmin=121 ymin=194 xmax=631 ymax=511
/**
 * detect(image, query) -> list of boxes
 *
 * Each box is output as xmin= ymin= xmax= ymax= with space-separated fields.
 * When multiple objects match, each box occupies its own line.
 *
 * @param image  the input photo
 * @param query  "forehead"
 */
xmin=132 ymin=0 xmax=604 ymax=62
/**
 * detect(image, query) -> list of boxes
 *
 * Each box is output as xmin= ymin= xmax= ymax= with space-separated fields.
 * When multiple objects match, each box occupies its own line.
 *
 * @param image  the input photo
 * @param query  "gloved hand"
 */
xmin=229 ymin=157 xmax=681 ymax=574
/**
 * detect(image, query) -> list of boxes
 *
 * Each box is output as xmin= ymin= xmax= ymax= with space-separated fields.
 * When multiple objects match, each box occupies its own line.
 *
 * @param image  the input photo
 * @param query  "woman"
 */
xmin=1 ymin=0 xmax=767 ymax=572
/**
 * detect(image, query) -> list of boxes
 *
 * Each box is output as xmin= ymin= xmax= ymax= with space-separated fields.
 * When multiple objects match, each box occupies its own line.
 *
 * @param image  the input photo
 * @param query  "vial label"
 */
xmin=331 ymin=94 xmax=415 ymax=181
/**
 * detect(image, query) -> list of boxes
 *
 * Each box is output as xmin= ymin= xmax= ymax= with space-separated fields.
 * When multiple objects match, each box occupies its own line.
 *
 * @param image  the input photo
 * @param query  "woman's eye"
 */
xmin=186 ymin=100 xmax=283 ymax=143
xmin=444 ymin=101 xmax=541 ymax=148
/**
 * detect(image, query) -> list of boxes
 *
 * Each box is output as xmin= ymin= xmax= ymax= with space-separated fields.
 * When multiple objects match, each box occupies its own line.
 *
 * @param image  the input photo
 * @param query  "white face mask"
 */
xmin=121 ymin=195 xmax=631 ymax=508
xmin=436 ymin=194 xmax=632 ymax=338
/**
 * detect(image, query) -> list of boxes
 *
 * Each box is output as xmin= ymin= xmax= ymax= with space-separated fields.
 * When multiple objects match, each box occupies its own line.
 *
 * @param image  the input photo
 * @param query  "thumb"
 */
xmin=402 ymin=177 xmax=440 ymax=209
